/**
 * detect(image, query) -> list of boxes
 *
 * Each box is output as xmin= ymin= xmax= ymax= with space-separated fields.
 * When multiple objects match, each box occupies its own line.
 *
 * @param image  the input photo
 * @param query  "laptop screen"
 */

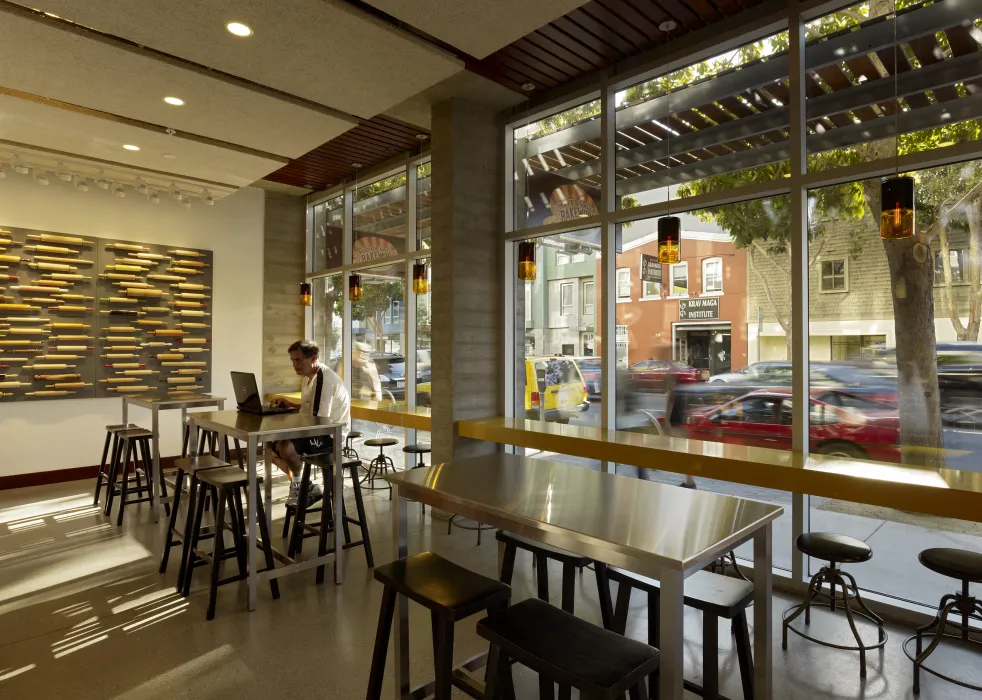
xmin=230 ymin=371 xmax=262 ymax=409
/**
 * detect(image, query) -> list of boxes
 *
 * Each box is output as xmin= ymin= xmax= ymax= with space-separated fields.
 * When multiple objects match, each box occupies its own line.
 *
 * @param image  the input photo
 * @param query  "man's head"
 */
xmin=288 ymin=339 xmax=319 ymax=376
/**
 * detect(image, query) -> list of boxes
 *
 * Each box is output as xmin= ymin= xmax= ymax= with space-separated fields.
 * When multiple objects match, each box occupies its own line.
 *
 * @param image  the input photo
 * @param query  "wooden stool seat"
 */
xmin=608 ymin=567 xmax=753 ymax=618
xmin=196 ymin=466 xmax=251 ymax=488
xmin=93 ymin=423 xmax=139 ymax=508
xmin=479 ymin=598 xmax=659 ymax=700
xmin=348 ymin=431 xmax=364 ymax=439
xmin=374 ymin=552 xmax=510 ymax=619
xmin=367 ymin=552 xmax=511 ymax=700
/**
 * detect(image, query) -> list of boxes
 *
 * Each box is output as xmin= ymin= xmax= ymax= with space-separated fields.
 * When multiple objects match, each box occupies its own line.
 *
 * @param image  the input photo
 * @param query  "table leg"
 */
xmin=150 ymin=407 xmax=161 ymax=523
xmin=334 ymin=425 xmax=344 ymax=584
xmin=658 ymin=569 xmax=685 ymax=700
xmin=754 ymin=523 xmax=774 ymax=700
xmin=247 ymin=436 xmax=259 ymax=611
xmin=392 ymin=484 xmax=409 ymax=700
xmin=121 ymin=397 xmax=128 ymax=424
xmin=264 ymin=443 xmax=272 ymax=534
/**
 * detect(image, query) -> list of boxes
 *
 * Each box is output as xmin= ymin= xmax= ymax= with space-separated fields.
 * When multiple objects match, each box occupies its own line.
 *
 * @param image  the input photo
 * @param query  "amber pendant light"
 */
xmin=518 ymin=241 xmax=536 ymax=281
xmin=658 ymin=216 xmax=681 ymax=264
xmin=412 ymin=262 xmax=429 ymax=294
xmin=300 ymin=282 xmax=312 ymax=306
xmin=880 ymin=176 xmax=914 ymax=240
xmin=349 ymin=273 xmax=363 ymax=302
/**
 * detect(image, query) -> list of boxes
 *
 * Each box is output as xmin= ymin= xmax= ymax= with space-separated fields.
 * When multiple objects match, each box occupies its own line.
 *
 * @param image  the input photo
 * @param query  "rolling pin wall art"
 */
xmin=0 ymin=225 xmax=212 ymax=402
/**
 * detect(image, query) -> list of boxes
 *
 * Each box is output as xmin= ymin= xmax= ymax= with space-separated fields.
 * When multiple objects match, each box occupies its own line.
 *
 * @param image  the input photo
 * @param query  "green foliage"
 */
xmin=529 ymin=101 xmax=600 ymax=140
xmin=351 ymin=281 xmax=403 ymax=323
xmin=355 ymin=174 xmax=407 ymax=202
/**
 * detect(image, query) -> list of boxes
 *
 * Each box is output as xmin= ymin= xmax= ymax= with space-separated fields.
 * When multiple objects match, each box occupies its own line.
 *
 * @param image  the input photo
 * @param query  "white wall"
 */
xmin=0 ymin=176 xmax=264 ymax=476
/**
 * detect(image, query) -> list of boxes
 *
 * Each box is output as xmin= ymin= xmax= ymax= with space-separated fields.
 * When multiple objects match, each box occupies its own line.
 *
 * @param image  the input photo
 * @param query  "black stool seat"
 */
xmin=403 ymin=444 xmax=431 ymax=454
xmin=797 ymin=532 xmax=872 ymax=563
xmin=174 ymin=455 xmax=229 ymax=473
xmin=609 ymin=567 xmax=753 ymax=618
xmin=105 ymin=422 xmax=138 ymax=431
xmin=365 ymin=437 xmax=399 ymax=447
xmin=497 ymin=530 xmax=589 ymax=566
xmin=479 ymin=598 xmax=659 ymax=699
xmin=348 ymin=431 xmax=363 ymax=439
xmin=197 ymin=466 xmax=255 ymax=488
xmin=374 ymin=552 xmax=510 ymax=620
xmin=919 ymin=548 xmax=982 ymax=583
xmin=116 ymin=427 xmax=154 ymax=439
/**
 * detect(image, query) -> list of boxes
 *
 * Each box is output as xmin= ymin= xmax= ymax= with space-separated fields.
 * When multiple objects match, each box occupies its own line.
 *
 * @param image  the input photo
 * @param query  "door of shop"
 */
xmin=674 ymin=323 xmax=731 ymax=376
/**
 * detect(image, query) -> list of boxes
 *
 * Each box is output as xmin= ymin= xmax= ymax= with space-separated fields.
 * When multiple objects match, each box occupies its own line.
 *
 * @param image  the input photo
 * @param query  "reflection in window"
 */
xmin=417 ymin=161 xmax=431 ymax=250
xmin=703 ymin=257 xmax=722 ymax=293
xmin=582 ymin=281 xmax=595 ymax=315
xmin=514 ymin=99 xmax=602 ymax=230
xmin=354 ymin=173 xmax=407 ymax=263
xmin=616 ymin=268 xmax=631 ymax=301
xmin=934 ymin=249 xmax=966 ymax=284
xmin=311 ymin=275 xmax=344 ymax=377
xmin=312 ymin=196 xmax=344 ymax=272
xmin=351 ymin=262 xmax=406 ymax=404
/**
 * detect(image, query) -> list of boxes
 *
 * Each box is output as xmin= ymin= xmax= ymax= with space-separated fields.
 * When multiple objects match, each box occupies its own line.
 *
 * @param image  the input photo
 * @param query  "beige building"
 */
xmin=749 ymin=213 xmax=978 ymax=361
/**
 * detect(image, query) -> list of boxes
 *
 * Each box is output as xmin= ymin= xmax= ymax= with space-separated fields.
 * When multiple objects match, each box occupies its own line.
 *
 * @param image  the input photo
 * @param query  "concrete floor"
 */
xmin=1 ymin=473 xmax=981 ymax=699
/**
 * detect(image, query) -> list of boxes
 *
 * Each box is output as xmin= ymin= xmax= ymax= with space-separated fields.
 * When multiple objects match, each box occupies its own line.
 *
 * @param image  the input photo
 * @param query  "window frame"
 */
xmin=582 ymin=280 xmax=595 ymax=315
xmin=560 ymin=281 xmax=575 ymax=316
xmin=702 ymin=257 xmax=723 ymax=295
xmin=819 ymin=258 xmax=848 ymax=294
xmin=934 ymin=248 xmax=968 ymax=285
xmin=669 ymin=262 xmax=688 ymax=298
xmin=616 ymin=267 xmax=632 ymax=302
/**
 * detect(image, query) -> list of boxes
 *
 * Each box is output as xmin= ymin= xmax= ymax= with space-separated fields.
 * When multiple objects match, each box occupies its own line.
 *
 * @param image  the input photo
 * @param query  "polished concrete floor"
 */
xmin=1 ymin=473 xmax=981 ymax=699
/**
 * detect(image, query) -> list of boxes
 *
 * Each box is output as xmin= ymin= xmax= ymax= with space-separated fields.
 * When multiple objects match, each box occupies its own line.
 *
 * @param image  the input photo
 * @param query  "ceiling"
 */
xmin=0 ymin=0 xmax=767 ymax=201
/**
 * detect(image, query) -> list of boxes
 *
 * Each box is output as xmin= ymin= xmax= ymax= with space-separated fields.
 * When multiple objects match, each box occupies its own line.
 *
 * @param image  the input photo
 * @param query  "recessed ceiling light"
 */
xmin=164 ymin=96 xmax=185 ymax=106
xmin=162 ymin=153 xmax=177 ymax=160
xmin=226 ymin=22 xmax=252 ymax=37
xmin=351 ymin=162 xmax=363 ymax=168
xmin=415 ymin=134 xmax=429 ymax=141
xmin=659 ymin=20 xmax=677 ymax=32
xmin=123 ymin=144 xmax=140 ymax=151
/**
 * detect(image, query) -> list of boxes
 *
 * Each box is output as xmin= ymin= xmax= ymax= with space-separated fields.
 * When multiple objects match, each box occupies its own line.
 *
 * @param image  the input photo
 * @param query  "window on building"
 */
xmin=935 ymin=249 xmax=966 ymax=284
xmin=703 ymin=257 xmax=723 ymax=294
xmin=524 ymin=281 xmax=533 ymax=328
xmin=582 ymin=281 xmax=595 ymax=315
xmin=572 ymin=253 xmax=587 ymax=263
xmin=616 ymin=268 xmax=631 ymax=301
xmin=556 ymin=252 xmax=571 ymax=265
xmin=560 ymin=282 xmax=574 ymax=316
xmin=642 ymin=280 xmax=661 ymax=299
xmin=615 ymin=324 xmax=628 ymax=369
xmin=820 ymin=259 xmax=847 ymax=292
xmin=669 ymin=263 xmax=688 ymax=297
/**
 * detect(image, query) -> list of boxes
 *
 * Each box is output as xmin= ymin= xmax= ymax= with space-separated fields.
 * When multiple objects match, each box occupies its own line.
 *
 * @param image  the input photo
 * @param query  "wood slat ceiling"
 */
xmin=266 ymin=115 xmax=427 ymax=190
xmin=265 ymin=0 xmax=761 ymax=191
xmin=472 ymin=0 xmax=765 ymax=92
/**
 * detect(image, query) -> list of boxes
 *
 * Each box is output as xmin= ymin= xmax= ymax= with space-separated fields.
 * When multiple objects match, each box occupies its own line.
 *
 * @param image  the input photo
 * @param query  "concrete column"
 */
xmin=430 ymin=98 xmax=503 ymax=463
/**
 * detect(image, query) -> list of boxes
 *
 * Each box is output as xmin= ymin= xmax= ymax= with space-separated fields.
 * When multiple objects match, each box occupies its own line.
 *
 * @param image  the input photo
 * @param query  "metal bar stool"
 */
xmin=783 ymin=532 xmax=887 ymax=678
xmin=343 ymin=430 xmax=363 ymax=461
xmin=903 ymin=547 xmax=982 ymax=694
xmin=362 ymin=437 xmax=398 ymax=494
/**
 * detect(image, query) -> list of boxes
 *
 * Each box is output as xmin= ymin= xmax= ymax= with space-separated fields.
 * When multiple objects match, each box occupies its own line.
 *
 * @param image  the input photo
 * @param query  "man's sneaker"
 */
xmin=306 ymin=483 xmax=323 ymax=506
xmin=287 ymin=481 xmax=301 ymax=507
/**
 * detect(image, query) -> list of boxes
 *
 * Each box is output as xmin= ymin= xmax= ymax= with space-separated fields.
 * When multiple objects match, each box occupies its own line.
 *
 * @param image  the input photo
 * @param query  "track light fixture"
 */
xmin=149 ymin=192 xmax=161 ymax=204
xmin=113 ymin=186 xmax=126 ymax=198
xmin=0 ymin=165 xmax=6 ymax=179
xmin=35 ymin=172 xmax=50 ymax=186
xmin=96 ymin=178 xmax=111 ymax=190
xmin=12 ymin=161 xmax=29 ymax=175
xmin=135 ymin=182 xmax=150 ymax=196
xmin=75 ymin=178 xmax=89 ymax=192
xmin=204 ymin=194 xmax=215 ymax=206
xmin=57 ymin=168 xmax=73 ymax=182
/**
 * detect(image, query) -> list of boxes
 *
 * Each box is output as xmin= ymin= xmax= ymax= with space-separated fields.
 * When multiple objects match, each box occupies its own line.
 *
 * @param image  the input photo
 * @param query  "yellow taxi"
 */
xmin=416 ymin=356 xmax=589 ymax=423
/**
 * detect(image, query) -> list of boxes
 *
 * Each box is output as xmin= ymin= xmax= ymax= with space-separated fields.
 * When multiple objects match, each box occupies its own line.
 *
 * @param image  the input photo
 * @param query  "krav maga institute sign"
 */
xmin=679 ymin=297 xmax=719 ymax=320
xmin=640 ymin=254 xmax=662 ymax=284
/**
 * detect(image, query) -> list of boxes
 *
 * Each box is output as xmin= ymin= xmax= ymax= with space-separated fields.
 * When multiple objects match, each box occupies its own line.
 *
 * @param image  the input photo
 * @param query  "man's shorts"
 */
xmin=270 ymin=435 xmax=334 ymax=458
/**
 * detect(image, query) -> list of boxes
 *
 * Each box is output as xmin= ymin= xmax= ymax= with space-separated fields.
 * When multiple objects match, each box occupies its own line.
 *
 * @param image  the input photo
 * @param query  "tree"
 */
xmin=351 ymin=281 xmax=404 ymax=351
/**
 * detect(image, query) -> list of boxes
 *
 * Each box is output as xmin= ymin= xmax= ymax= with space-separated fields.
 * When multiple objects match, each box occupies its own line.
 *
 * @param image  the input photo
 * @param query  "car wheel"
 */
xmin=816 ymin=442 xmax=867 ymax=459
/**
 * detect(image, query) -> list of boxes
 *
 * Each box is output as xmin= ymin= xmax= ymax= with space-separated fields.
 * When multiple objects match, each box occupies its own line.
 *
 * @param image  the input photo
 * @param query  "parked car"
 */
xmin=371 ymin=352 xmax=405 ymax=401
xmin=709 ymin=361 xmax=896 ymax=394
xmin=626 ymin=359 xmax=707 ymax=393
xmin=525 ymin=356 xmax=590 ymax=422
xmin=572 ymin=356 xmax=601 ymax=399
xmin=680 ymin=388 xmax=900 ymax=462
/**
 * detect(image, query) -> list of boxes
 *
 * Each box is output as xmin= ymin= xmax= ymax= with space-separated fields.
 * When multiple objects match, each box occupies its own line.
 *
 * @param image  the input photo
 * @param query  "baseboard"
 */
xmin=0 ymin=451 xmax=244 ymax=491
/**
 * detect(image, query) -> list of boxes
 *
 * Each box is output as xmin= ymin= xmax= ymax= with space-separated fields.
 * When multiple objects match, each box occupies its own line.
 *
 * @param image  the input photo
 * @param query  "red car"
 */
xmin=680 ymin=388 xmax=901 ymax=462
xmin=627 ymin=359 xmax=708 ymax=393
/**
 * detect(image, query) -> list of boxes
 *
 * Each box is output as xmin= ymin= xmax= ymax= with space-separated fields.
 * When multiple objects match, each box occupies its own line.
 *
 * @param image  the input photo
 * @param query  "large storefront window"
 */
xmin=517 ymin=229 xmax=600 ymax=428
xmin=614 ymin=32 xmax=789 ymax=211
xmin=417 ymin=161 xmax=431 ymax=250
xmin=615 ymin=199 xmax=791 ymax=568
xmin=351 ymin=261 xmax=406 ymax=404
xmin=807 ymin=158 xmax=982 ymax=603
xmin=312 ymin=195 xmax=343 ymax=272
xmin=311 ymin=274 xmax=344 ymax=377
xmin=514 ymin=98 xmax=602 ymax=231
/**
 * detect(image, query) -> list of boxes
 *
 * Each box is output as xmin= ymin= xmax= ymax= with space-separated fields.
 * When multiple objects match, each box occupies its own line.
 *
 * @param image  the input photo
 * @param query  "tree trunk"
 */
xmin=748 ymin=245 xmax=793 ymax=358
xmin=865 ymin=179 xmax=944 ymax=461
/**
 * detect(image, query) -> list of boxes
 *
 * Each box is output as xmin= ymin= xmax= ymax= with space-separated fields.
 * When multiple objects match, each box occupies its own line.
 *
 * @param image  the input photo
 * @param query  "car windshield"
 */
xmin=670 ymin=361 xmax=693 ymax=369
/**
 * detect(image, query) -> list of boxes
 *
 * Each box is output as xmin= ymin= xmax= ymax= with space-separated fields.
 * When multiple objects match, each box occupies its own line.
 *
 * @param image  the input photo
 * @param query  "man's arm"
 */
xmin=270 ymin=393 xmax=301 ymax=408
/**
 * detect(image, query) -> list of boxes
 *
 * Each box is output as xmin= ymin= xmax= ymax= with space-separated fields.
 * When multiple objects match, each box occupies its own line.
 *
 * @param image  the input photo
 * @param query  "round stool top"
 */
xmin=796 ymin=532 xmax=872 ymax=564
xmin=919 ymin=548 xmax=982 ymax=583
xmin=403 ymin=444 xmax=431 ymax=454
xmin=365 ymin=437 xmax=399 ymax=448
xmin=348 ymin=431 xmax=364 ymax=439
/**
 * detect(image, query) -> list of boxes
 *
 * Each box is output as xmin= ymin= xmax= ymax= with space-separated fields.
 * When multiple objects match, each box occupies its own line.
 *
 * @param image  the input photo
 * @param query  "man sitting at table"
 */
xmin=269 ymin=339 xmax=350 ymax=507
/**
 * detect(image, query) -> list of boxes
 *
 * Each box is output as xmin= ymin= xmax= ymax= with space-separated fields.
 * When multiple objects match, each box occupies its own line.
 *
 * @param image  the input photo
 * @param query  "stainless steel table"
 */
xmin=186 ymin=410 xmax=344 ymax=610
xmin=120 ymin=392 xmax=225 ymax=522
xmin=386 ymin=453 xmax=783 ymax=700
